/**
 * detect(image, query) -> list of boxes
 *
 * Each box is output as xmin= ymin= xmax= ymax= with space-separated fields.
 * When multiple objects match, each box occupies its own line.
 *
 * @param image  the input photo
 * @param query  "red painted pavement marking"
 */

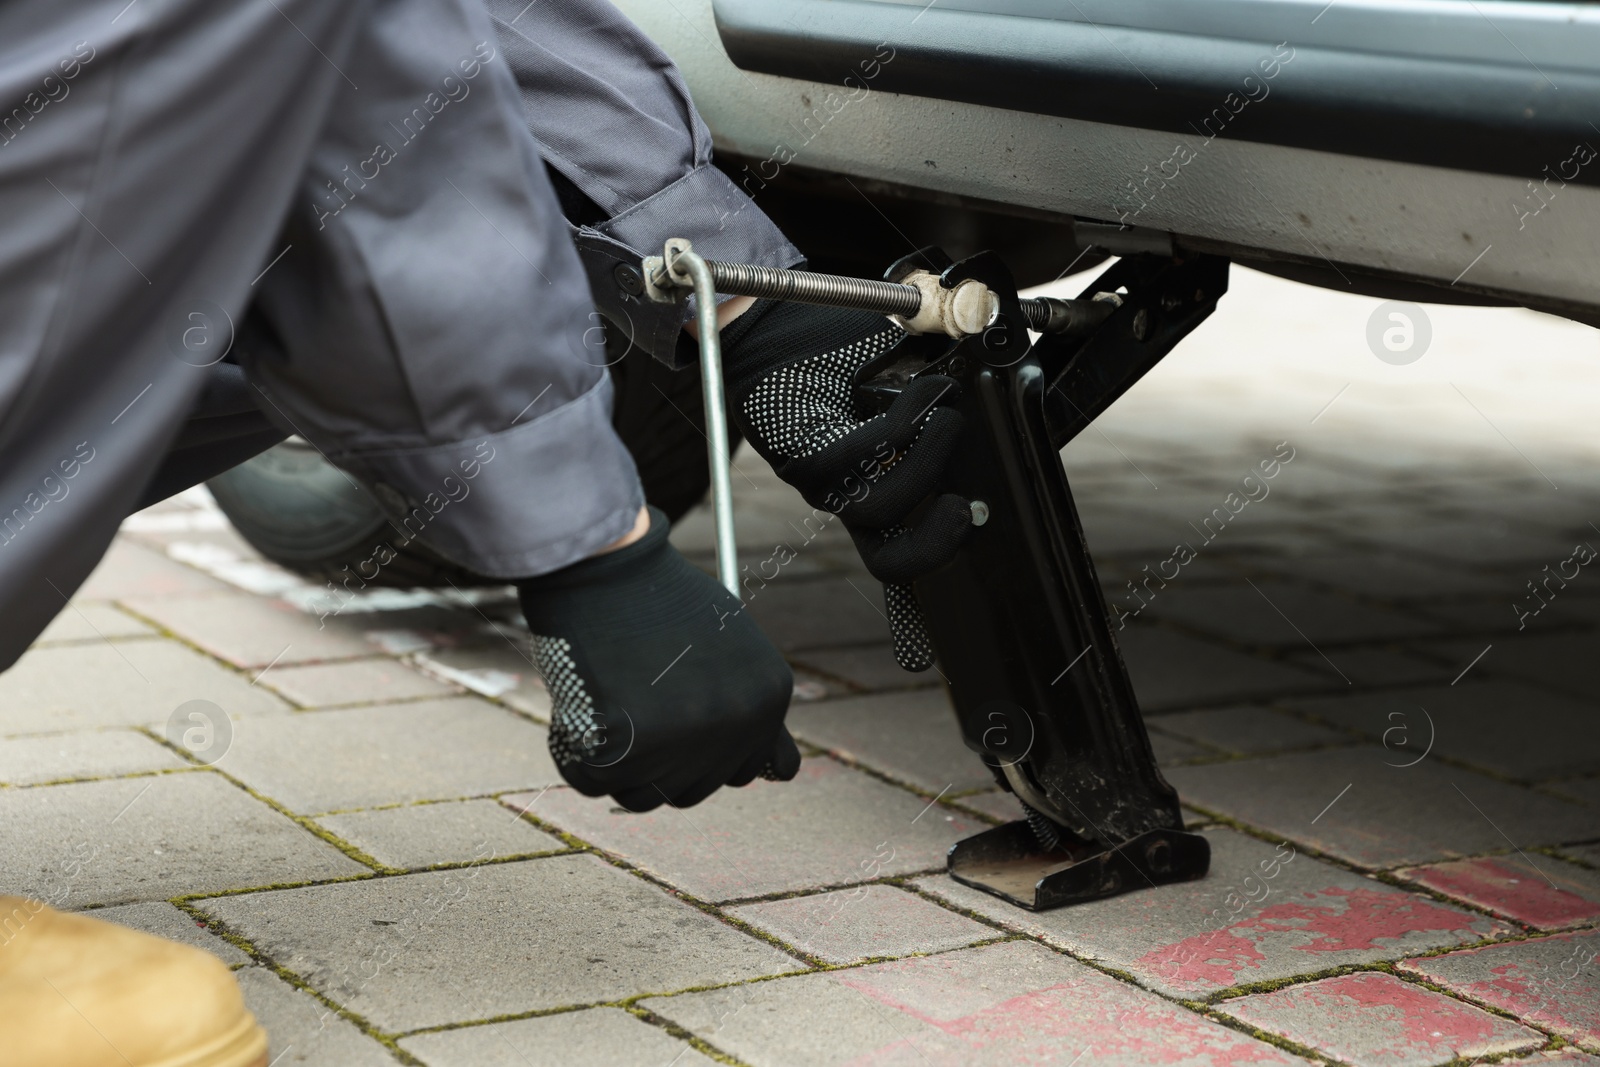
xmin=1139 ymin=886 xmax=1491 ymax=993
xmin=1402 ymin=933 xmax=1600 ymax=1050
xmin=1235 ymin=972 xmax=1521 ymax=1056
xmin=835 ymin=966 xmax=1296 ymax=1065
xmin=1405 ymin=857 xmax=1600 ymax=929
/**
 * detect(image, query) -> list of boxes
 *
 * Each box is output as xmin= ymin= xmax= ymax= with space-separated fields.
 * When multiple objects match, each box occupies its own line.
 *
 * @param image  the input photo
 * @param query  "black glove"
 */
xmin=722 ymin=299 xmax=969 ymax=670
xmin=517 ymin=507 xmax=800 ymax=811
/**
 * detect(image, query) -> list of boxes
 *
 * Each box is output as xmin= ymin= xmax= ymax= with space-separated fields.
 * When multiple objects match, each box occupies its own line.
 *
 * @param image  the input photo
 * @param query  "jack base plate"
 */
xmin=948 ymin=822 xmax=1211 ymax=911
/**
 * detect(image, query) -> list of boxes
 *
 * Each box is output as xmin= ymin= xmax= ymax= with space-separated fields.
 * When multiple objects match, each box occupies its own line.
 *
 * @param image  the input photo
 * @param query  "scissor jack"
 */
xmin=647 ymin=240 xmax=1227 ymax=910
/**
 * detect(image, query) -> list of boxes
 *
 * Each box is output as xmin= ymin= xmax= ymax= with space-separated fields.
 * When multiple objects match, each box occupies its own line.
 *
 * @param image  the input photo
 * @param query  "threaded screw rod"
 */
xmin=702 ymin=260 xmax=924 ymax=319
xmin=699 ymin=260 xmax=1111 ymax=336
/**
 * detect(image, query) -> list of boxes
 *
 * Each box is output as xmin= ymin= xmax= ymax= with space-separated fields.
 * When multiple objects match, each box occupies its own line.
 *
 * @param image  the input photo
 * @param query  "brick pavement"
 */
xmin=2 ymin=268 xmax=1598 ymax=1065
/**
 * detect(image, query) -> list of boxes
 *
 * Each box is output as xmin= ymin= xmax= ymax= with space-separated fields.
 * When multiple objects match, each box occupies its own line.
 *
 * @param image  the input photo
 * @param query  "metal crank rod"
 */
xmin=646 ymin=240 xmax=1118 ymax=340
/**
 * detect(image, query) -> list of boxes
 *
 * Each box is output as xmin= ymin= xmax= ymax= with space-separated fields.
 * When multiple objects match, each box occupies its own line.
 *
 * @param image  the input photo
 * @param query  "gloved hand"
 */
xmin=721 ymin=299 xmax=969 ymax=670
xmin=517 ymin=507 xmax=800 ymax=810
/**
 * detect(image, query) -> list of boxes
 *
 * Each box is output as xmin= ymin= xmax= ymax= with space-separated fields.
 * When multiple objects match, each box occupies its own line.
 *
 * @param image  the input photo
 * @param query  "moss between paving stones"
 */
xmin=1205 ymin=963 xmax=1568 ymax=1063
xmin=204 ymin=778 xmax=1578 ymax=1058
xmin=711 ymin=867 xmax=948 ymax=909
xmin=1544 ymin=842 xmax=1600 ymax=872
xmin=1207 ymin=961 xmax=1398 ymax=1002
xmin=502 ymin=806 xmax=596 ymax=855
xmin=170 ymin=870 xmax=380 ymax=903
xmin=170 ymin=900 xmax=429 ymax=1065
xmin=899 ymin=875 xmax=1571 ymax=1060
xmin=114 ymin=536 xmax=1583 ymax=1058
xmin=121 ymin=566 xmax=1576 ymax=1060
xmin=135 ymin=716 xmax=398 ymax=873
xmin=1269 ymin=698 xmax=1562 ymax=789
xmin=413 ymin=848 xmax=576 ymax=873
xmin=627 ymin=1007 xmax=751 ymax=1066
xmin=1195 ymin=1006 xmax=1340 ymax=1066
xmin=1392 ymin=962 xmax=1575 ymax=1050
xmin=489 ymin=799 xmax=836 ymax=971
xmin=221 ymin=773 xmax=399 ymax=873
xmin=797 ymin=745 xmax=957 ymax=806
xmin=4 ymin=763 xmax=207 ymax=791
xmin=1172 ymin=797 xmax=1581 ymax=940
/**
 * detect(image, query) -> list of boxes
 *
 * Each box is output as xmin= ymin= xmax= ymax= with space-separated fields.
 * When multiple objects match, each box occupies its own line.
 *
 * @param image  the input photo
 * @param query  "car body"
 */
xmin=613 ymin=0 xmax=1600 ymax=324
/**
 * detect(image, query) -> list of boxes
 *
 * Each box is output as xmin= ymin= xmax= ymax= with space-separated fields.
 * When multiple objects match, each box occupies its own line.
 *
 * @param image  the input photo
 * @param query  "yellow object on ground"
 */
xmin=0 ymin=897 xmax=267 ymax=1067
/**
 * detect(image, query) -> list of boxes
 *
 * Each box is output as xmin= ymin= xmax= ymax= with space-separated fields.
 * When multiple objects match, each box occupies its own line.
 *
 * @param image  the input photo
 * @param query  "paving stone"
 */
xmin=1408 ymin=594 xmax=1599 ymax=640
xmin=917 ymin=828 xmax=1503 ymax=999
xmin=1149 ymin=706 xmax=1348 ymax=756
xmin=123 ymin=592 xmax=376 ymax=669
xmin=1148 ymin=730 xmax=1212 ymax=764
xmin=743 ymin=575 xmax=894 ymax=651
xmin=0 ymin=773 xmax=365 ymax=907
xmin=680 ymin=544 xmax=838 ymax=583
xmin=1434 ymin=494 xmax=1600 ymax=540
xmin=1551 ymin=778 xmax=1600 ymax=806
xmin=1165 ymin=746 xmax=1599 ymax=867
xmin=1117 ymin=625 xmax=1332 ymax=710
xmin=1079 ymin=505 xmax=1205 ymax=558
xmin=1218 ymin=970 xmax=1543 ymax=1066
xmin=120 ymin=509 xmax=256 ymax=555
xmin=1397 ymin=855 xmax=1600 ymax=930
xmin=1145 ymin=580 xmax=1441 ymax=646
xmin=1544 ymin=593 xmax=1600 ymax=628
xmin=0 ymin=729 xmax=186 ymax=785
xmin=673 ymin=492 xmax=849 ymax=558
xmin=88 ymin=901 xmax=252 ymax=966
xmin=1285 ymin=646 xmax=1452 ymax=688
xmin=260 ymin=659 xmax=460 ymax=708
xmin=156 ymin=540 xmax=305 ymax=597
xmin=332 ymin=605 xmax=518 ymax=651
xmin=214 ymin=698 xmax=559 ymax=814
xmin=1283 ymin=682 xmax=1600 ymax=780
xmin=786 ymin=690 xmax=993 ymax=794
xmin=506 ymin=759 xmax=983 ymax=902
xmin=952 ymin=789 xmax=1025 ymax=823
xmin=788 ymin=644 xmax=938 ymax=693
xmin=235 ymin=966 xmax=400 ymax=1066
xmin=34 ymin=603 xmax=156 ymax=645
xmin=1505 ymin=1052 xmax=1600 ymax=1065
xmin=1098 ymin=546 xmax=1250 ymax=588
xmin=789 ymin=667 xmax=844 ymax=703
xmin=400 ymin=1007 xmax=718 ymax=1067
xmin=1400 ymin=929 xmax=1600 ymax=1051
xmin=409 ymin=643 xmax=551 ymax=720
xmin=317 ymin=799 xmax=567 ymax=869
xmin=1564 ymin=843 xmax=1600 ymax=868
xmin=200 ymin=856 xmax=803 ymax=1032
xmin=1116 ymin=486 xmax=1328 ymax=539
xmin=950 ymin=789 xmax=1212 ymax=830
xmin=1340 ymin=517 xmax=1559 ymax=568
xmin=0 ymin=640 xmax=288 ymax=735
xmin=1254 ymin=552 xmax=1507 ymax=602
xmin=1457 ymin=631 xmax=1600 ymax=702
xmin=641 ymin=939 xmax=1304 ymax=1066
xmin=727 ymin=885 xmax=995 ymax=964
xmin=74 ymin=538 xmax=233 ymax=600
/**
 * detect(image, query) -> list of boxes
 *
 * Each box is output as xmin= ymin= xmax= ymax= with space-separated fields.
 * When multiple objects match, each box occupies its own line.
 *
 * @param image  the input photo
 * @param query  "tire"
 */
xmin=206 ymin=330 xmax=741 ymax=587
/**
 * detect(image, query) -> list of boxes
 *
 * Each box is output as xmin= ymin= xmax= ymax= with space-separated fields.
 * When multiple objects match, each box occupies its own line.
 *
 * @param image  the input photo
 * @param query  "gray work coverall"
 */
xmin=0 ymin=0 xmax=800 ymax=669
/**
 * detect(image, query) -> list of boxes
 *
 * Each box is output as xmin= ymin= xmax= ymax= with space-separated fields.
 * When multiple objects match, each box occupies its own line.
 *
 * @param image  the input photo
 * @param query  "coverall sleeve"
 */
xmin=241 ymin=0 xmax=648 ymax=583
xmin=484 ymin=0 xmax=804 ymax=369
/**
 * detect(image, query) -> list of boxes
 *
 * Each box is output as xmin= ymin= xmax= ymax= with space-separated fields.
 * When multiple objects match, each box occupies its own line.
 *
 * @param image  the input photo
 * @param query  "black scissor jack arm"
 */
xmin=854 ymin=248 xmax=1229 ymax=910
